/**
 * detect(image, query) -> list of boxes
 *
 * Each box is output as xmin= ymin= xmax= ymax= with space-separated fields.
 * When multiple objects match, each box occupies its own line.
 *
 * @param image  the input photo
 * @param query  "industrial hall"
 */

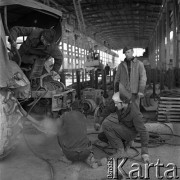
xmin=0 ymin=0 xmax=180 ymax=179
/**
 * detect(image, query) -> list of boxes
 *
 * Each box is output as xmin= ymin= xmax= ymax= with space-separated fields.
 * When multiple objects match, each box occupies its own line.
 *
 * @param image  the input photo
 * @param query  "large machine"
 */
xmin=0 ymin=0 xmax=76 ymax=158
xmin=81 ymin=88 xmax=105 ymax=115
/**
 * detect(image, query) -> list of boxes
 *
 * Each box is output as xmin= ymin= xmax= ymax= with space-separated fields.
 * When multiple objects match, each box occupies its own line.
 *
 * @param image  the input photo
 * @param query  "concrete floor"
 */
xmin=0 ymin=107 xmax=180 ymax=179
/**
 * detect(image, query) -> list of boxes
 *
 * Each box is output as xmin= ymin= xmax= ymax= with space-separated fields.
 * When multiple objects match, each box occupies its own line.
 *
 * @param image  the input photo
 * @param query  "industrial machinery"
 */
xmin=84 ymin=50 xmax=104 ymax=73
xmin=0 ymin=0 xmax=75 ymax=158
xmin=81 ymin=88 xmax=105 ymax=120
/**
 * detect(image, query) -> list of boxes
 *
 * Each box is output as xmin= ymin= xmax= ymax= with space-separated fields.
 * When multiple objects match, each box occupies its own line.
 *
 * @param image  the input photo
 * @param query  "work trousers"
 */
xmin=57 ymin=136 xmax=92 ymax=162
xmin=102 ymin=113 xmax=137 ymax=150
xmin=131 ymin=93 xmax=140 ymax=109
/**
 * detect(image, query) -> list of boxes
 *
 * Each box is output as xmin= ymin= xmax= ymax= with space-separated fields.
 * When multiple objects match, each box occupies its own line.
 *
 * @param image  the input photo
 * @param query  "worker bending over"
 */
xmin=94 ymin=92 xmax=150 ymax=163
xmin=56 ymin=110 xmax=107 ymax=168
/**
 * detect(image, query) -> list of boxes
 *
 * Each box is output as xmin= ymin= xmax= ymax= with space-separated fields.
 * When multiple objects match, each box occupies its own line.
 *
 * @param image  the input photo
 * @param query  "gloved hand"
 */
xmin=8 ymin=52 xmax=14 ymax=60
xmin=131 ymin=93 xmax=138 ymax=102
xmin=50 ymin=70 xmax=58 ymax=76
xmin=142 ymin=154 xmax=150 ymax=163
xmin=11 ymin=40 xmax=17 ymax=49
xmin=94 ymin=123 xmax=101 ymax=131
xmin=14 ymin=72 xmax=23 ymax=80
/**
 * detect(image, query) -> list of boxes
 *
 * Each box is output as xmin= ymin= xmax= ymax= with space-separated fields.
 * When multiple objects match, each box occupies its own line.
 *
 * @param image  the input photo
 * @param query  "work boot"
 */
xmin=93 ymin=139 xmax=109 ymax=148
xmin=85 ymin=152 xmax=107 ymax=168
xmin=124 ymin=140 xmax=134 ymax=152
xmin=98 ymin=132 xmax=109 ymax=144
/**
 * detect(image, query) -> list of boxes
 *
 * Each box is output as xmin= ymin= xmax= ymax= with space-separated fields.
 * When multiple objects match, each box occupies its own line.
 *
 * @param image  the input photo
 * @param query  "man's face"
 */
xmin=40 ymin=35 xmax=50 ymax=46
xmin=125 ymin=49 xmax=134 ymax=59
xmin=114 ymin=100 xmax=124 ymax=110
xmin=66 ymin=99 xmax=72 ymax=108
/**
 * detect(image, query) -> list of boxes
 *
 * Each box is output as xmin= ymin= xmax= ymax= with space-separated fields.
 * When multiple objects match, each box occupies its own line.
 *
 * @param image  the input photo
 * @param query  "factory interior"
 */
xmin=0 ymin=0 xmax=180 ymax=179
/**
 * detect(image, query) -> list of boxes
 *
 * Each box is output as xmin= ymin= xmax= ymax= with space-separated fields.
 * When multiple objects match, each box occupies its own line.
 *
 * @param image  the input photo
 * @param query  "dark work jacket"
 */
xmin=100 ymin=100 xmax=149 ymax=155
xmin=58 ymin=110 xmax=90 ymax=152
xmin=114 ymin=57 xmax=147 ymax=94
xmin=9 ymin=26 xmax=63 ymax=73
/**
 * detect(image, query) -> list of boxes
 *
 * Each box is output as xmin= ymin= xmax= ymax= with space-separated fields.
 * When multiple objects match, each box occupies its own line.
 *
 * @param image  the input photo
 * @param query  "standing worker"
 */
xmin=114 ymin=46 xmax=147 ymax=108
xmin=105 ymin=63 xmax=110 ymax=76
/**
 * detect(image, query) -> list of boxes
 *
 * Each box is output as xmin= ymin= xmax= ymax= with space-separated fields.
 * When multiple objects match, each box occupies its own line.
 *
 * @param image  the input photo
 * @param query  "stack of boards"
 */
xmin=158 ymin=90 xmax=180 ymax=122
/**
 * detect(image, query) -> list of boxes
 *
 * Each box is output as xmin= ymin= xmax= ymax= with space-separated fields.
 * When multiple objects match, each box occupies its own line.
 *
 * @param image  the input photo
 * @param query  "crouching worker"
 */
xmin=56 ymin=110 xmax=107 ymax=168
xmin=94 ymin=92 xmax=150 ymax=163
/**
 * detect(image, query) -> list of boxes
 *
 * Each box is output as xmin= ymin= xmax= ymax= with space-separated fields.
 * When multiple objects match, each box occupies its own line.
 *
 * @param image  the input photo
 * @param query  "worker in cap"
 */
xmin=94 ymin=92 xmax=150 ymax=163
xmin=123 ymin=46 xmax=133 ymax=54
xmin=114 ymin=45 xmax=147 ymax=108
xmin=9 ymin=26 xmax=63 ymax=76
xmin=41 ymin=29 xmax=56 ymax=45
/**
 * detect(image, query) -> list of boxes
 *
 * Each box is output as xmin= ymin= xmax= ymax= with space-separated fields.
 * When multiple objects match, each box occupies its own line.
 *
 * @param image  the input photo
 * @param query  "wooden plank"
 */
xmin=160 ymin=97 xmax=180 ymax=100
xmin=158 ymin=116 xmax=180 ymax=119
xmin=158 ymin=115 xmax=180 ymax=118
xmin=158 ymin=108 xmax=180 ymax=111
xmin=159 ymin=101 xmax=180 ymax=104
xmin=158 ymin=111 xmax=180 ymax=114
xmin=158 ymin=119 xmax=180 ymax=122
xmin=159 ymin=104 xmax=180 ymax=108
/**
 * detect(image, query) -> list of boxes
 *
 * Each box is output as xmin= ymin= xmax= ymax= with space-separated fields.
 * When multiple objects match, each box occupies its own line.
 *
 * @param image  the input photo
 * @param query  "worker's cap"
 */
xmin=123 ymin=46 xmax=133 ymax=54
xmin=42 ymin=29 xmax=56 ymax=44
xmin=112 ymin=92 xmax=122 ymax=102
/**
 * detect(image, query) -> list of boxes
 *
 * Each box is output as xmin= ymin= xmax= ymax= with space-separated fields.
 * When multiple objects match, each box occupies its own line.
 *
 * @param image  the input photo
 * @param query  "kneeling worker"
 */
xmin=56 ymin=110 xmax=107 ymax=168
xmin=94 ymin=92 xmax=150 ymax=163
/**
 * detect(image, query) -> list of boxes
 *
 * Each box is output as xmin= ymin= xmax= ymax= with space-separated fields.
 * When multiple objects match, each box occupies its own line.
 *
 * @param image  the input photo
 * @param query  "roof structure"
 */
xmin=36 ymin=0 xmax=163 ymax=50
xmin=0 ymin=0 xmax=62 ymax=16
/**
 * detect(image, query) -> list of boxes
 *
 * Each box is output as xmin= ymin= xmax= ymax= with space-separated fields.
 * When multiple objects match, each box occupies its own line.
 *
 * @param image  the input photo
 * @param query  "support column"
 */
xmin=166 ymin=1 xmax=170 ymax=70
xmin=177 ymin=2 xmax=180 ymax=68
xmin=159 ymin=18 xmax=164 ymax=90
xmin=173 ymin=0 xmax=178 ymax=67
xmin=76 ymin=70 xmax=81 ymax=100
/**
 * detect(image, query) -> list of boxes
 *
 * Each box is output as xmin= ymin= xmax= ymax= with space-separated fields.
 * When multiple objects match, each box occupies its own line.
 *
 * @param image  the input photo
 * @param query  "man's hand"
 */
xmin=11 ymin=41 xmax=17 ymax=49
xmin=94 ymin=123 xmax=101 ymax=131
xmin=131 ymin=93 xmax=138 ymax=102
xmin=50 ymin=70 xmax=58 ymax=76
xmin=138 ymin=92 xmax=144 ymax=98
xmin=142 ymin=154 xmax=150 ymax=163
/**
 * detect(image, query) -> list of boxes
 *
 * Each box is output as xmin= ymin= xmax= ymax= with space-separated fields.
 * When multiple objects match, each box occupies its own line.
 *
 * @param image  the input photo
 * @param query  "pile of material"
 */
xmin=158 ymin=90 xmax=180 ymax=122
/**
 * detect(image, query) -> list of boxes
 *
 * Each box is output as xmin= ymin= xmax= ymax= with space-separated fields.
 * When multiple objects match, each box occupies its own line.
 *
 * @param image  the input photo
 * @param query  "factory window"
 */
xmin=69 ymin=58 xmax=71 ymax=64
xmin=63 ymin=43 xmax=67 ymax=50
xmin=63 ymin=57 xmax=68 ymax=69
xmin=170 ymin=31 xmax=173 ymax=40
xmin=72 ymin=46 xmax=75 ymax=52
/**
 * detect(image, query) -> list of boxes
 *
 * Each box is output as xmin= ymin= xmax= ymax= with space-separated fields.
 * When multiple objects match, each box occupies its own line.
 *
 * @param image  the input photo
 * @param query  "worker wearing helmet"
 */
xmin=94 ymin=92 xmax=150 ymax=163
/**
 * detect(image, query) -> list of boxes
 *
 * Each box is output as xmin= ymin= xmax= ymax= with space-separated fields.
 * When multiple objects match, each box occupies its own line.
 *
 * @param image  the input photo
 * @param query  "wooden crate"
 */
xmin=158 ymin=97 xmax=180 ymax=122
